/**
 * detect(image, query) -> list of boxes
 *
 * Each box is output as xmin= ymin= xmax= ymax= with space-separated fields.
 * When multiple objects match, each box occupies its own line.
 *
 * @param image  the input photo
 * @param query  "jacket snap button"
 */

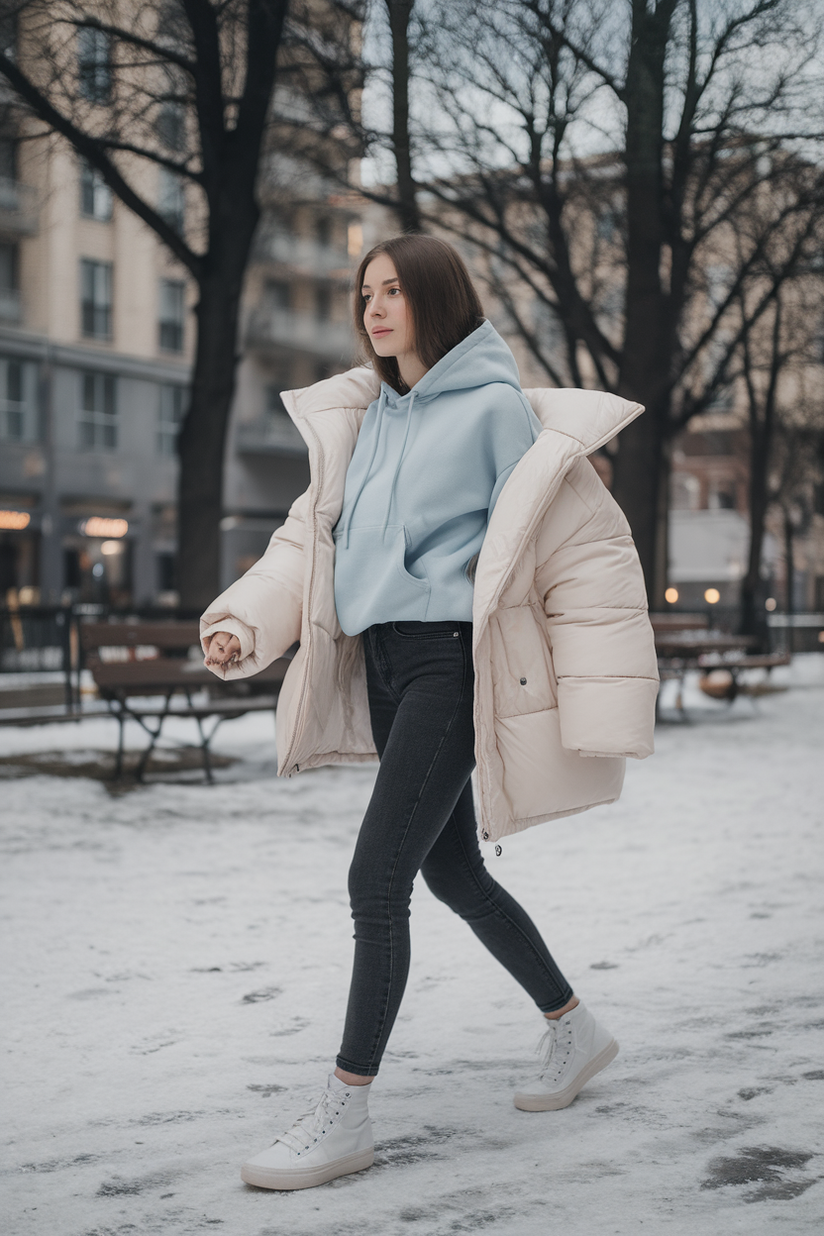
xmin=519 ymin=677 xmax=527 ymax=685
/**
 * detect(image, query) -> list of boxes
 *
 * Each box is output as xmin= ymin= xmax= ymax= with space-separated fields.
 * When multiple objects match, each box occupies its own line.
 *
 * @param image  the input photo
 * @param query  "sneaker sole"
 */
xmin=513 ymin=1037 xmax=619 ymax=1111
xmin=240 ymin=1146 xmax=375 ymax=1190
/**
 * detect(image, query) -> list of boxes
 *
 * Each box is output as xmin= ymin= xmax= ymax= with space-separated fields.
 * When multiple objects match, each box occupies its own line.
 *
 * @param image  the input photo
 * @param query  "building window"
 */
xmin=80 ymin=159 xmax=113 ymax=221
xmin=80 ymin=258 xmax=113 ymax=338
xmin=157 ymin=383 xmax=185 ymax=455
xmin=264 ymin=279 xmax=290 ymax=311
xmin=156 ymin=101 xmax=186 ymax=151
xmin=265 ymin=384 xmax=288 ymax=419
xmin=0 ymin=9 xmax=17 ymax=59
xmin=158 ymin=279 xmax=185 ymax=352
xmin=79 ymin=371 xmax=117 ymax=450
xmin=157 ymin=167 xmax=185 ymax=232
xmin=315 ymin=283 xmax=332 ymax=322
xmin=0 ymin=357 xmax=38 ymax=442
xmin=0 ymin=242 xmax=20 ymax=321
xmin=0 ymin=136 xmax=16 ymax=181
xmin=78 ymin=27 xmax=112 ymax=104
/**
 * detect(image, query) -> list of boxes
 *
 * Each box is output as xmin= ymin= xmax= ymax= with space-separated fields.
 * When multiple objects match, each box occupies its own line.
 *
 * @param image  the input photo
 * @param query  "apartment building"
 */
xmin=0 ymin=14 xmax=365 ymax=608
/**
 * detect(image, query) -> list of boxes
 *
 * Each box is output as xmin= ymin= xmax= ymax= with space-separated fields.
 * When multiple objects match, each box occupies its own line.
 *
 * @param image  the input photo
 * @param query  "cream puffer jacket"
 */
xmin=201 ymin=367 xmax=659 ymax=843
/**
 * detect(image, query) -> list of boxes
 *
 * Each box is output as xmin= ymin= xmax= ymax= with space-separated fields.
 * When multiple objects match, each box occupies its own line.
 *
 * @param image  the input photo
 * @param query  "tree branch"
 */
xmin=0 ymin=49 xmax=202 ymax=278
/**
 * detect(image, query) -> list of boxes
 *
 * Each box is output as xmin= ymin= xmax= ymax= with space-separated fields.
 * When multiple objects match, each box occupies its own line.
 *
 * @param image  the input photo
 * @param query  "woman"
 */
xmin=202 ymin=235 xmax=658 ymax=1191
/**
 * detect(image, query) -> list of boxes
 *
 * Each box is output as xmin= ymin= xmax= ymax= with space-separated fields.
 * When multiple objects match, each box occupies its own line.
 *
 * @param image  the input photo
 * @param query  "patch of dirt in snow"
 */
xmin=0 ymin=747 xmax=235 ymax=788
xmin=700 ymin=1145 xmax=820 ymax=1202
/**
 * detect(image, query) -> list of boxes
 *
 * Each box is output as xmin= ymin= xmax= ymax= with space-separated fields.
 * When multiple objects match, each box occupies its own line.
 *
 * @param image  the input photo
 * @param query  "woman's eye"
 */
xmin=388 ymin=286 xmax=401 ymax=296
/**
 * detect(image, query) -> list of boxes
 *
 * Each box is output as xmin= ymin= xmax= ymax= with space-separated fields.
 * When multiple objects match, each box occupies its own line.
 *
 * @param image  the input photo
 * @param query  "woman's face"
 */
xmin=361 ymin=253 xmax=416 ymax=368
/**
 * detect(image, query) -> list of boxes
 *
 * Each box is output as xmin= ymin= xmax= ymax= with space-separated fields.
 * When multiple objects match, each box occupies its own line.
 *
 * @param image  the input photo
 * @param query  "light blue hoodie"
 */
xmin=333 ymin=320 xmax=542 ymax=636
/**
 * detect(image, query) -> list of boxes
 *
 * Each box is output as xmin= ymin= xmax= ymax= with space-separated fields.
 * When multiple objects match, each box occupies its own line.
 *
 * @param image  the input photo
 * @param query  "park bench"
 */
xmin=694 ymin=651 xmax=791 ymax=702
xmin=80 ymin=620 xmax=291 ymax=782
xmin=650 ymin=613 xmax=790 ymax=715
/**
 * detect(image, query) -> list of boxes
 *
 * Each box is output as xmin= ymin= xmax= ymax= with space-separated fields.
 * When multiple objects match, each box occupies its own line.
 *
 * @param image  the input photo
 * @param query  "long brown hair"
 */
xmin=353 ymin=235 xmax=485 ymax=391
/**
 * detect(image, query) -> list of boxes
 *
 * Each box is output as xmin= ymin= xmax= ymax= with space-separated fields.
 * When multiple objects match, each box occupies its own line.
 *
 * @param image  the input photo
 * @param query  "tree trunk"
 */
xmin=385 ymin=0 xmax=421 ymax=233
xmin=740 ymin=425 xmax=770 ymax=640
xmin=176 ymin=192 xmax=259 ymax=608
xmin=612 ymin=1 xmax=676 ymax=608
xmin=783 ymin=508 xmax=796 ymax=654
xmin=611 ymin=396 xmax=669 ymax=608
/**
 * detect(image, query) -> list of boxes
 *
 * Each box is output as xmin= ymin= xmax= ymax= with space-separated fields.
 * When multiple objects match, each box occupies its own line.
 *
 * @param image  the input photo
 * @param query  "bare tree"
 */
xmin=730 ymin=233 xmax=824 ymax=638
xmin=0 ymin=0 xmax=292 ymax=608
xmin=769 ymin=411 xmax=824 ymax=638
xmin=344 ymin=0 xmax=824 ymax=606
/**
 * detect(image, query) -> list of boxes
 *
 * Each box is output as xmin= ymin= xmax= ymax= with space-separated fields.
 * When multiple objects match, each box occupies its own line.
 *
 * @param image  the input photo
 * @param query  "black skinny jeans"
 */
xmin=336 ymin=620 xmax=573 ymax=1078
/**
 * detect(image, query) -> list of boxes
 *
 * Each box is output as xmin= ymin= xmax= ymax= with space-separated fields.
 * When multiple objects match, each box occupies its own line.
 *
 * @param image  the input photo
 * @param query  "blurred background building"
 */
xmin=0 ymin=125 xmax=374 ymax=608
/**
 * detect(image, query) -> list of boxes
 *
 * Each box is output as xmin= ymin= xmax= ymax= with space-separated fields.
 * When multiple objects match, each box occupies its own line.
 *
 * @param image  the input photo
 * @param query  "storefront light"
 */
xmin=664 ymin=587 xmax=679 ymax=604
xmin=80 ymin=517 xmax=129 ymax=538
xmin=101 ymin=539 xmax=124 ymax=555
xmin=704 ymin=588 xmax=721 ymax=604
xmin=765 ymin=597 xmax=777 ymax=611
xmin=0 ymin=509 xmax=31 ymax=530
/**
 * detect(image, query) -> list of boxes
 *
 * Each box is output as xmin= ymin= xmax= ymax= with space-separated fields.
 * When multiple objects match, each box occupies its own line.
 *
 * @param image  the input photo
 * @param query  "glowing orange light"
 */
xmin=81 ymin=517 xmax=128 ymax=538
xmin=704 ymin=588 xmax=721 ymax=604
xmin=664 ymin=587 xmax=679 ymax=604
xmin=0 ymin=509 xmax=31 ymax=530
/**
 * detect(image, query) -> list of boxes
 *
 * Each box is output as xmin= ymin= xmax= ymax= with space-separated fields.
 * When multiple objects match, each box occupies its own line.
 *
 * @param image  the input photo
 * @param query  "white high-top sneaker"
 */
xmin=514 ymin=1001 xmax=619 ymax=1111
xmin=241 ymin=1074 xmax=374 ymax=1190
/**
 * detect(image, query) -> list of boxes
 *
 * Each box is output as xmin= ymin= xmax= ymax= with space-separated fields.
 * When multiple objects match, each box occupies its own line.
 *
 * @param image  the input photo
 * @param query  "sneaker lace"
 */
xmin=274 ymin=1087 xmax=346 ymax=1154
xmin=537 ymin=1020 xmax=574 ymax=1084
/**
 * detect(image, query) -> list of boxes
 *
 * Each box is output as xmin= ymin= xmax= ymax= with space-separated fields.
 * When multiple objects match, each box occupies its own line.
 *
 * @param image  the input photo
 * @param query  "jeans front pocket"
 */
xmin=392 ymin=621 xmax=461 ymax=640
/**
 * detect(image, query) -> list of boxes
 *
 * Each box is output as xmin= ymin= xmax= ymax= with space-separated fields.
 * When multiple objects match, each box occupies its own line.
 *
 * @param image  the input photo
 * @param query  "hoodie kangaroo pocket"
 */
xmin=333 ymin=523 xmax=430 ymax=634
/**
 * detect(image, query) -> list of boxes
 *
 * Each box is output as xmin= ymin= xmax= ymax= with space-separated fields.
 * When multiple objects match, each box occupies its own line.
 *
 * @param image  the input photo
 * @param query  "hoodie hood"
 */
xmin=388 ymin=318 xmax=523 ymax=402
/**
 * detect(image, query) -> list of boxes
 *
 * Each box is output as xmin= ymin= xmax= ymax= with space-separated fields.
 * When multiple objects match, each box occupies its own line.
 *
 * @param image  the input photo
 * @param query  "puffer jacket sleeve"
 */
xmin=534 ymin=459 xmax=658 ymax=758
xmin=200 ymin=488 xmax=308 ymax=681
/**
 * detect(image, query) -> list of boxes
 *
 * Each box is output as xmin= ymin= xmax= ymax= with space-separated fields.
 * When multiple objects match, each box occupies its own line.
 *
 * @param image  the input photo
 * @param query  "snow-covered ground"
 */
xmin=2 ymin=658 xmax=823 ymax=1235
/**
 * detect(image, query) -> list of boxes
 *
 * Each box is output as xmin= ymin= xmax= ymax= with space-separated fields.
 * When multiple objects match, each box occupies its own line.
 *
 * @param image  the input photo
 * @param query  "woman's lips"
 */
xmin=371 ymin=328 xmax=391 ymax=337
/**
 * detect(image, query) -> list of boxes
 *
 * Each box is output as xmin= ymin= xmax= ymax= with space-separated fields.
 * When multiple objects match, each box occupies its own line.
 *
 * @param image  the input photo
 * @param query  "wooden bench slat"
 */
xmin=80 ymin=622 xmax=201 ymax=650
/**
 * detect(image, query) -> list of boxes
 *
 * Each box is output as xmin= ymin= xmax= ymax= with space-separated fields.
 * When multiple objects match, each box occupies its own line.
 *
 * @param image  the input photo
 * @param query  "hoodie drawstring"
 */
xmin=381 ymin=391 xmax=415 ymax=539
xmin=340 ymin=385 xmax=388 ymax=549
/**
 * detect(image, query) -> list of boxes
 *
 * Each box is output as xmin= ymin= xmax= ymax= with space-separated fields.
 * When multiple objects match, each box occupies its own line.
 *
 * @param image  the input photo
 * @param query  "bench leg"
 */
xmin=115 ymin=712 xmax=126 ymax=779
xmin=192 ymin=709 xmax=213 ymax=784
xmin=135 ymin=693 xmax=173 ymax=783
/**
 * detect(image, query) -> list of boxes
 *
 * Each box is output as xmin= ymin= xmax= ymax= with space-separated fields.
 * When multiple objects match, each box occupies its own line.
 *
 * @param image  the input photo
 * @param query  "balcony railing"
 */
xmin=259 ymin=231 xmax=352 ymax=276
xmin=0 ymin=178 xmax=39 ymax=236
xmin=245 ymin=306 xmax=353 ymax=360
xmin=234 ymin=411 xmax=307 ymax=457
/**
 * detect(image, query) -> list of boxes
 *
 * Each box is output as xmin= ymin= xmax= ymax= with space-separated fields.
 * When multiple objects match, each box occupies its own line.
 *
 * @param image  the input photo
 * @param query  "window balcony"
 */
xmin=234 ymin=411 xmax=307 ymax=457
xmin=0 ymin=179 xmax=39 ymax=236
xmin=256 ymin=229 xmax=352 ymax=277
xmin=0 ymin=287 xmax=21 ymax=321
xmin=245 ymin=307 xmax=353 ymax=361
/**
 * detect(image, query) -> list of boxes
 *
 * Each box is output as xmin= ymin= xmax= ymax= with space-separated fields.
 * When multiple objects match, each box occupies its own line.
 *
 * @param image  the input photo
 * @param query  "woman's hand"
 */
xmin=204 ymin=631 xmax=242 ymax=667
